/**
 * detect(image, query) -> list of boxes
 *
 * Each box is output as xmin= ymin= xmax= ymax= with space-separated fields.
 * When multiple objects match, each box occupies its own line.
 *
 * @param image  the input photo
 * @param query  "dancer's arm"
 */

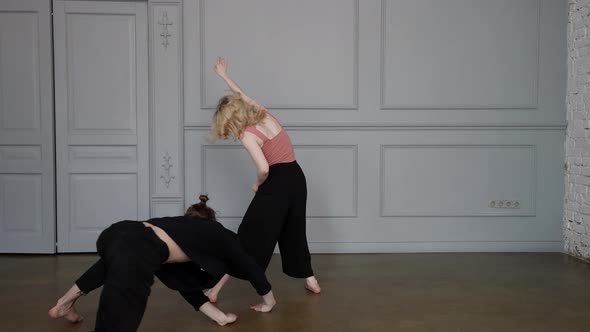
xmin=214 ymin=57 xmax=264 ymax=110
xmin=241 ymin=134 xmax=269 ymax=192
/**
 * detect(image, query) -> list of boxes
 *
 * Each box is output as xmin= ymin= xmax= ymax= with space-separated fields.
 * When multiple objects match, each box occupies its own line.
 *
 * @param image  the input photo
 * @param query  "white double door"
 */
xmin=0 ymin=0 xmax=150 ymax=253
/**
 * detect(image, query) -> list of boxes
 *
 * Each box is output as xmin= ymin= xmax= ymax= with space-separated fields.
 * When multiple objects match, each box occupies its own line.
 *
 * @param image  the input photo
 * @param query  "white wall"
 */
xmin=158 ymin=0 xmax=568 ymax=253
xmin=1 ymin=0 xmax=564 ymax=253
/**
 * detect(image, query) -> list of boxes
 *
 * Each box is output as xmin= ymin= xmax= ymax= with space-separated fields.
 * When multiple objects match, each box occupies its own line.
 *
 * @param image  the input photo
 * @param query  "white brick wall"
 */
xmin=566 ymin=0 xmax=590 ymax=259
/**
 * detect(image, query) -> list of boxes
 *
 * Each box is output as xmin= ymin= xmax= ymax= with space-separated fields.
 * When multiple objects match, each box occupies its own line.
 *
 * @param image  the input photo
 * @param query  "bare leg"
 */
xmin=204 ymin=274 xmax=230 ymax=303
xmin=48 ymin=284 xmax=84 ymax=323
xmin=305 ymin=276 xmax=321 ymax=294
xmin=198 ymin=302 xmax=237 ymax=326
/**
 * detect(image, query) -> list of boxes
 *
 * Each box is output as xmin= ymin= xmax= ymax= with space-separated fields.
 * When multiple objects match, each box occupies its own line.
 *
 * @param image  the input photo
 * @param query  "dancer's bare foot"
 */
xmin=305 ymin=276 xmax=321 ymax=294
xmin=199 ymin=302 xmax=237 ymax=326
xmin=216 ymin=313 xmax=237 ymax=326
xmin=48 ymin=300 xmax=83 ymax=323
xmin=48 ymin=284 xmax=84 ymax=323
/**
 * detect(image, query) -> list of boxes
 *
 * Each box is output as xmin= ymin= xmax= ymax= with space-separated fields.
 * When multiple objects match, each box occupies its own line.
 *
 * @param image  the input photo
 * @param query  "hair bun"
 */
xmin=198 ymin=194 xmax=209 ymax=204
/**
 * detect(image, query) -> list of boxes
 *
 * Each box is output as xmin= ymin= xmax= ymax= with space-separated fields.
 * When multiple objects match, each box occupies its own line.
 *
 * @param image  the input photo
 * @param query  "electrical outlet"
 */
xmin=489 ymin=200 xmax=521 ymax=209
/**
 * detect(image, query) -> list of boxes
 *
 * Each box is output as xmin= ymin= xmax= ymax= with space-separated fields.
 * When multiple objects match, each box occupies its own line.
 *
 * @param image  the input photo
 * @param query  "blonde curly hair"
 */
xmin=208 ymin=94 xmax=265 ymax=142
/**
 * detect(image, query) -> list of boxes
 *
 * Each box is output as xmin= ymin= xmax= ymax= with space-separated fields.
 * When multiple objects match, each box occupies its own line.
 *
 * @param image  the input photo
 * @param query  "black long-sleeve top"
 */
xmin=147 ymin=216 xmax=271 ymax=308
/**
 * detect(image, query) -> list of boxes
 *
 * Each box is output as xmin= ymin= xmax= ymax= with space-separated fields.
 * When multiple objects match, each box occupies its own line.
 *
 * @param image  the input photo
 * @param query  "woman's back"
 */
xmin=244 ymin=111 xmax=296 ymax=165
xmin=254 ymin=112 xmax=282 ymax=140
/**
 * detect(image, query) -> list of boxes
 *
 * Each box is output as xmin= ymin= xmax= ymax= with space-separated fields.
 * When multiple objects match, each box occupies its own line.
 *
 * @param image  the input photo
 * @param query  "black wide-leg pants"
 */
xmin=75 ymin=221 xmax=169 ymax=332
xmin=238 ymin=161 xmax=314 ymax=278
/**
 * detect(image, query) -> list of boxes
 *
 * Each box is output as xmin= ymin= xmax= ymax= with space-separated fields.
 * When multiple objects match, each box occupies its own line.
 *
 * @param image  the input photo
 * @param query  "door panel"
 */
xmin=54 ymin=0 xmax=149 ymax=252
xmin=0 ymin=0 xmax=55 ymax=253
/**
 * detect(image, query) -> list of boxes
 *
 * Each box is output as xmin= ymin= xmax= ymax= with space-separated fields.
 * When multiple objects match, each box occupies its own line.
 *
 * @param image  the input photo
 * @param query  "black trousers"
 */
xmin=238 ymin=161 xmax=314 ymax=278
xmin=75 ymin=220 xmax=169 ymax=332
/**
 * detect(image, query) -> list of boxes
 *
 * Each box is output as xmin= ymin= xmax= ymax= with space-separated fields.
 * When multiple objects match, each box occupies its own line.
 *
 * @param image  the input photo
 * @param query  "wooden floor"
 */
xmin=1 ymin=253 xmax=590 ymax=332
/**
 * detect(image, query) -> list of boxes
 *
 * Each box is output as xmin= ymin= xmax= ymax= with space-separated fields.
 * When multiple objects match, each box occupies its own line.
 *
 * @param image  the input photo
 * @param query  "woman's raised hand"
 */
xmin=214 ymin=57 xmax=227 ymax=77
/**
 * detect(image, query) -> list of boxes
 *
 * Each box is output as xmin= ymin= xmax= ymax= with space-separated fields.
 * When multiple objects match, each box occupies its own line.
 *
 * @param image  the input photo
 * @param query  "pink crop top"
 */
xmin=244 ymin=113 xmax=295 ymax=166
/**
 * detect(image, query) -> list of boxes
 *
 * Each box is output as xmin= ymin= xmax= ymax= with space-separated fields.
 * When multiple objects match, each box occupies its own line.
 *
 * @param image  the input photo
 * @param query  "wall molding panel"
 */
xmin=149 ymin=1 xmax=184 ymax=206
xmin=307 ymin=241 xmax=563 ymax=253
xmin=380 ymin=0 xmax=541 ymax=110
xmin=198 ymin=0 xmax=359 ymax=110
xmin=0 ymin=146 xmax=42 ymax=161
xmin=198 ymin=144 xmax=358 ymax=218
xmin=0 ymin=174 xmax=43 ymax=233
xmin=379 ymin=145 xmax=537 ymax=217
xmin=151 ymin=198 xmax=184 ymax=218
xmin=184 ymin=124 xmax=566 ymax=131
xmin=0 ymin=10 xmax=42 ymax=133
xmin=65 ymin=11 xmax=138 ymax=136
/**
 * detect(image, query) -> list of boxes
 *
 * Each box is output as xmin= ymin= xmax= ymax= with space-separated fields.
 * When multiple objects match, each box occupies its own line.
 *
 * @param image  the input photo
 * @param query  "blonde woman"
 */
xmin=206 ymin=57 xmax=321 ymax=302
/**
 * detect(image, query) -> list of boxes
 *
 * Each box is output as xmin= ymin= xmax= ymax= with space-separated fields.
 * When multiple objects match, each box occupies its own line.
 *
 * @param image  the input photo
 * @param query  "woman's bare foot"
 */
xmin=305 ymin=276 xmax=321 ymax=294
xmin=48 ymin=300 xmax=83 ymax=323
xmin=216 ymin=313 xmax=237 ymax=326
xmin=48 ymin=284 xmax=84 ymax=323
xmin=199 ymin=302 xmax=237 ymax=326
